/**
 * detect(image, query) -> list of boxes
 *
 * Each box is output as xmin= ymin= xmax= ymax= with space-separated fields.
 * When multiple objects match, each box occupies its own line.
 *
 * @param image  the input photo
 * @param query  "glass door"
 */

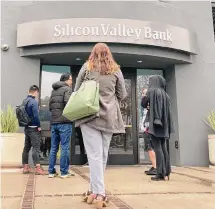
xmin=71 ymin=67 xmax=138 ymax=165
xmin=108 ymin=69 xmax=138 ymax=165
xmin=136 ymin=69 xmax=163 ymax=164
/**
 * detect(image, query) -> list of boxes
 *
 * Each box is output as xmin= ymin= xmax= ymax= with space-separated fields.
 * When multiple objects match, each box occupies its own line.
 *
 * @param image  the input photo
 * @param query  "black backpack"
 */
xmin=16 ymin=98 xmax=32 ymax=127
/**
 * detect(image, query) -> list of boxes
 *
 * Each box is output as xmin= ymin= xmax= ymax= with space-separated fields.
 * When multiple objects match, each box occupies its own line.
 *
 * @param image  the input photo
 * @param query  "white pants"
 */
xmin=80 ymin=124 xmax=112 ymax=196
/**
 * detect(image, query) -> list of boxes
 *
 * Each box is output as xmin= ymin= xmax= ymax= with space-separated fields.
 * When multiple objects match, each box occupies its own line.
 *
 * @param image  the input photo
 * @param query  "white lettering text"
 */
xmin=53 ymin=24 xmax=173 ymax=43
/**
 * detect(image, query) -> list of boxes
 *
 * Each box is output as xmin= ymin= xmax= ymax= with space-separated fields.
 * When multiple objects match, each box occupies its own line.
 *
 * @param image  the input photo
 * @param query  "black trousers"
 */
xmin=41 ymin=137 xmax=51 ymax=155
xmin=151 ymin=135 xmax=171 ymax=177
xmin=76 ymin=127 xmax=85 ymax=155
xmin=76 ymin=127 xmax=88 ymax=164
xmin=22 ymin=127 xmax=41 ymax=165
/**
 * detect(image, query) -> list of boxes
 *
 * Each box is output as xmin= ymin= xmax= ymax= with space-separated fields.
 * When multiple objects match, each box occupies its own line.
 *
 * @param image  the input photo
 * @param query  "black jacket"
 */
xmin=141 ymin=75 xmax=174 ymax=139
xmin=49 ymin=81 xmax=72 ymax=124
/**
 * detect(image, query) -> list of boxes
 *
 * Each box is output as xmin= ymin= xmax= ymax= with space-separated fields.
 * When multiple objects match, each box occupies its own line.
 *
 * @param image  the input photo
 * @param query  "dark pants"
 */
xmin=151 ymin=135 xmax=171 ymax=177
xmin=48 ymin=124 xmax=72 ymax=175
xmin=22 ymin=127 xmax=41 ymax=165
xmin=76 ymin=127 xmax=88 ymax=164
xmin=76 ymin=127 xmax=85 ymax=155
xmin=41 ymin=137 xmax=51 ymax=155
xmin=143 ymin=132 xmax=153 ymax=151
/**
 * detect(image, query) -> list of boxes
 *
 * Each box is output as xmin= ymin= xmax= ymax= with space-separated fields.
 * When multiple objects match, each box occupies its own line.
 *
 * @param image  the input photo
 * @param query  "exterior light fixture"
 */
xmin=76 ymin=58 xmax=81 ymax=61
xmin=1 ymin=44 xmax=9 ymax=51
xmin=137 ymin=60 xmax=142 ymax=63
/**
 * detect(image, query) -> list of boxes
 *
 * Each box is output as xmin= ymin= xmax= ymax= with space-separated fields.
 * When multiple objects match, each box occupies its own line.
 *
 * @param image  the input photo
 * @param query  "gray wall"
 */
xmin=171 ymin=1 xmax=215 ymax=166
xmin=1 ymin=1 xmax=215 ymax=166
xmin=165 ymin=67 xmax=181 ymax=166
xmin=1 ymin=1 xmax=40 ymax=109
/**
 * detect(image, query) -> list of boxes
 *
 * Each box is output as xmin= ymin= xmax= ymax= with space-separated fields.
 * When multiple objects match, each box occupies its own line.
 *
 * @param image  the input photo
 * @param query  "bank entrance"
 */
xmin=39 ymin=64 xmax=163 ymax=165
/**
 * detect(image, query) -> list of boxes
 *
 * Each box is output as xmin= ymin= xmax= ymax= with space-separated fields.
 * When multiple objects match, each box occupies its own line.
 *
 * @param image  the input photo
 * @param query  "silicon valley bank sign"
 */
xmin=17 ymin=18 xmax=197 ymax=53
xmin=54 ymin=24 xmax=173 ymax=42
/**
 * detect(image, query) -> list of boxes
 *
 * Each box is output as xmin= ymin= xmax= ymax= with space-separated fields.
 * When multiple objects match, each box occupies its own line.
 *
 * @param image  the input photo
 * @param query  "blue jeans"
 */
xmin=48 ymin=123 xmax=72 ymax=175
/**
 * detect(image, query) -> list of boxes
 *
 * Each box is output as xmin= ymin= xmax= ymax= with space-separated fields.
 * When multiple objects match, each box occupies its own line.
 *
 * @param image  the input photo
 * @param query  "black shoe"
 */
xmin=151 ymin=175 xmax=165 ymax=181
xmin=145 ymin=167 xmax=157 ymax=175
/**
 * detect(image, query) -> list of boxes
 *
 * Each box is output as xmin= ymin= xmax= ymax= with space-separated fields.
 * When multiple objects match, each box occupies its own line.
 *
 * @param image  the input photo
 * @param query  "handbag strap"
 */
xmin=84 ymin=68 xmax=90 ymax=80
xmin=84 ymin=67 xmax=100 ymax=83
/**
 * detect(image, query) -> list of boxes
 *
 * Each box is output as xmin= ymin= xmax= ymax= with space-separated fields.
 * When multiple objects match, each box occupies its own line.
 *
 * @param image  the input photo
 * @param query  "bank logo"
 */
xmin=54 ymin=24 xmax=172 ymax=42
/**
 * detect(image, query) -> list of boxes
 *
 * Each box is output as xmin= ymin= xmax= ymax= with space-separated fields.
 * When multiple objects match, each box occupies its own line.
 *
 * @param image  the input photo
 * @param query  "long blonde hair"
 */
xmin=87 ymin=43 xmax=119 ymax=75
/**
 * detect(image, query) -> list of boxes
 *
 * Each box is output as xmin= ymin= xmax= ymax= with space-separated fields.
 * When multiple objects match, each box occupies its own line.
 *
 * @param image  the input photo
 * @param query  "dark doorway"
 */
xmin=70 ymin=66 xmax=138 ymax=165
xmin=39 ymin=64 xmax=164 ymax=166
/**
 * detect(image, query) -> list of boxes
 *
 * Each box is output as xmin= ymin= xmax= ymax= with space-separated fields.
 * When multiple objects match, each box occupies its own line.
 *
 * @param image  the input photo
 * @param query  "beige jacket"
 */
xmin=74 ymin=63 xmax=127 ymax=134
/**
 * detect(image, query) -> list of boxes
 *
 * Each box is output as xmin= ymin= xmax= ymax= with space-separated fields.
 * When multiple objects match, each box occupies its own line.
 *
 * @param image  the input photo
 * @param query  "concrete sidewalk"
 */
xmin=1 ymin=166 xmax=215 ymax=209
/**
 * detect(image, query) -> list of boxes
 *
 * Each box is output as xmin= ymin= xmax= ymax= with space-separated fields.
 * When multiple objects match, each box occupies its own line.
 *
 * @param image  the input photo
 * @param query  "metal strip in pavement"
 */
xmin=19 ymin=174 xmax=35 ymax=209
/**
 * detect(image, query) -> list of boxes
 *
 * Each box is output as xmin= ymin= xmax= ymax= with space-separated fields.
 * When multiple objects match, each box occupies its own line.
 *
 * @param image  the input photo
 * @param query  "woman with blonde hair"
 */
xmin=74 ymin=43 xmax=126 ymax=208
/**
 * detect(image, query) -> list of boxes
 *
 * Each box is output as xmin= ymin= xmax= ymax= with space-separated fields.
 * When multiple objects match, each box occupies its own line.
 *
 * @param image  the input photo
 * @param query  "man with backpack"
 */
xmin=18 ymin=85 xmax=47 ymax=175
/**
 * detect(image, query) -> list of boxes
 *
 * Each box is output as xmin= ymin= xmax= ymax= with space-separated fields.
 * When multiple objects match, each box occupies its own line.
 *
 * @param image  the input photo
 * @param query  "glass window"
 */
xmin=109 ymin=78 xmax=133 ymax=155
xmin=39 ymin=65 xmax=71 ymax=161
xmin=40 ymin=65 xmax=71 ymax=114
xmin=137 ymin=69 xmax=163 ymax=163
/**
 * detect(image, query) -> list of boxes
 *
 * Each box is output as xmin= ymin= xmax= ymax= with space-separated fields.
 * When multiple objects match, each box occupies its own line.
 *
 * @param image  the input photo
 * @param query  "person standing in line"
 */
xmin=141 ymin=88 xmax=157 ymax=175
xmin=22 ymin=85 xmax=47 ymax=175
xmin=74 ymin=43 xmax=127 ymax=208
xmin=141 ymin=75 xmax=174 ymax=181
xmin=48 ymin=73 xmax=75 ymax=178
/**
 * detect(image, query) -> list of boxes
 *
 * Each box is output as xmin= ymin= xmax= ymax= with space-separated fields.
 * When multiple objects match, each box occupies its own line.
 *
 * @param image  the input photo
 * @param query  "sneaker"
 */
xmin=35 ymin=166 xmax=48 ymax=175
xmin=60 ymin=172 xmax=75 ymax=179
xmin=23 ymin=164 xmax=31 ymax=174
xmin=145 ymin=167 xmax=157 ymax=175
xmin=48 ymin=173 xmax=59 ymax=178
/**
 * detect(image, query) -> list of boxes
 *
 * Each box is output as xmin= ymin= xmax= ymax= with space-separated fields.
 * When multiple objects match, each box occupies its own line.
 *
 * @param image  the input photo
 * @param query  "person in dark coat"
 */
xmin=141 ymin=75 xmax=174 ymax=181
xmin=48 ymin=73 xmax=75 ymax=178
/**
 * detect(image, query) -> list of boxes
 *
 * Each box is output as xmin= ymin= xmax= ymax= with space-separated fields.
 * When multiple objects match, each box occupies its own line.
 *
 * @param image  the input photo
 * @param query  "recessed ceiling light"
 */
xmin=137 ymin=60 xmax=142 ymax=63
xmin=76 ymin=58 xmax=81 ymax=61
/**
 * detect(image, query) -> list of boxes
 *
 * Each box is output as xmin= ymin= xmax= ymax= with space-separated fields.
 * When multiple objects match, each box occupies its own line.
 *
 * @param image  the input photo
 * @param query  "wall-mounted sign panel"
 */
xmin=17 ymin=18 xmax=197 ymax=54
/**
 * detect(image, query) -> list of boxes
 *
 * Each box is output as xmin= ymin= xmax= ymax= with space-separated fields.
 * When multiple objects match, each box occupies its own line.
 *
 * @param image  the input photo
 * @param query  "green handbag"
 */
xmin=63 ymin=78 xmax=99 ymax=121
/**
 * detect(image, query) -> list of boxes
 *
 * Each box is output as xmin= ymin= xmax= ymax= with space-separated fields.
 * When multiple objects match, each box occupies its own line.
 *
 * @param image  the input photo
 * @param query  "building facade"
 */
xmin=1 ymin=1 xmax=215 ymax=166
